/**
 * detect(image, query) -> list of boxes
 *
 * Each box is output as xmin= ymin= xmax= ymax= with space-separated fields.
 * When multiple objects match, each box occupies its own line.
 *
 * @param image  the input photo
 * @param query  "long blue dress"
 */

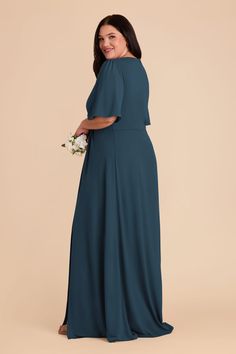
xmin=61 ymin=57 xmax=174 ymax=342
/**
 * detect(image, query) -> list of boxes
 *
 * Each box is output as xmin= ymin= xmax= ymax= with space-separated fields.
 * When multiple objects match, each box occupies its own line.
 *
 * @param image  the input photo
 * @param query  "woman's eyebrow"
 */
xmin=98 ymin=32 xmax=116 ymax=37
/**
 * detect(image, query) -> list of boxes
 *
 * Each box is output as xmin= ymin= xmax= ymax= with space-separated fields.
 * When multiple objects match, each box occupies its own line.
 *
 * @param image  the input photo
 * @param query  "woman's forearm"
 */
xmin=79 ymin=117 xmax=114 ymax=130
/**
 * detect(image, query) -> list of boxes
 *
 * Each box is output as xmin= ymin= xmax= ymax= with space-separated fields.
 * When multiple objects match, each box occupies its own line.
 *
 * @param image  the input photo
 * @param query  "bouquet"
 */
xmin=61 ymin=132 xmax=88 ymax=156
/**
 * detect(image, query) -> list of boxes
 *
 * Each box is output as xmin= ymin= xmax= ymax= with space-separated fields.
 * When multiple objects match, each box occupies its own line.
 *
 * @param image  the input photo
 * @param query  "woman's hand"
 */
xmin=73 ymin=126 xmax=89 ymax=137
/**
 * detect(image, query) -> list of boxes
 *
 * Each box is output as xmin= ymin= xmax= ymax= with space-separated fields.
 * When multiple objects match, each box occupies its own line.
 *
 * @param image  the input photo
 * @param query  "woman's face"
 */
xmin=98 ymin=25 xmax=131 ymax=59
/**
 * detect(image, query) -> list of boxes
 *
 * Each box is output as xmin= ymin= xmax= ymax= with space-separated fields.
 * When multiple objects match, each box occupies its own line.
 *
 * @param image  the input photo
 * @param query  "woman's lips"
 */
xmin=104 ymin=49 xmax=113 ymax=53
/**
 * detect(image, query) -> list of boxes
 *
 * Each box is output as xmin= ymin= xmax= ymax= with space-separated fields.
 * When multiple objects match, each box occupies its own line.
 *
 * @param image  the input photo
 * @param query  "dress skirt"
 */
xmin=61 ymin=125 xmax=174 ymax=342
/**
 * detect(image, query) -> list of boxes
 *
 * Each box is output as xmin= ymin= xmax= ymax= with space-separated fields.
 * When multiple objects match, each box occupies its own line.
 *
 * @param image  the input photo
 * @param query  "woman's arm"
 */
xmin=74 ymin=116 xmax=117 ymax=136
xmin=80 ymin=116 xmax=117 ymax=129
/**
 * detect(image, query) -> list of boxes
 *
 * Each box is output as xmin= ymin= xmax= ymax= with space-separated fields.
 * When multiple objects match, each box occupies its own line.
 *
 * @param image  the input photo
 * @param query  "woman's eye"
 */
xmin=98 ymin=36 xmax=115 ymax=41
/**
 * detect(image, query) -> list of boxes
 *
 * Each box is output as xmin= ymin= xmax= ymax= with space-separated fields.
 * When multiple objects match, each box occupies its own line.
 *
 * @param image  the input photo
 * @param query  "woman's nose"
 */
xmin=103 ymin=38 xmax=111 ymax=46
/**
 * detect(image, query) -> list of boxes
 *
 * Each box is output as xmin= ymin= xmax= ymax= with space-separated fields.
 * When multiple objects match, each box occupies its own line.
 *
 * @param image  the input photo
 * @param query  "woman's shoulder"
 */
xmin=101 ymin=57 xmax=141 ymax=67
xmin=98 ymin=58 xmax=123 ymax=78
xmin=100 ymin=57 xmax=143 ymax=76
xmin=98 ymin=57 xmax=146 ymax=83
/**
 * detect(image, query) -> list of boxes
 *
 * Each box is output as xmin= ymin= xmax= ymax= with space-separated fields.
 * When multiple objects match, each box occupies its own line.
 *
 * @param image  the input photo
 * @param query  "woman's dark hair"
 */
xmin=92 ymin=14 xmax=142 ymax=77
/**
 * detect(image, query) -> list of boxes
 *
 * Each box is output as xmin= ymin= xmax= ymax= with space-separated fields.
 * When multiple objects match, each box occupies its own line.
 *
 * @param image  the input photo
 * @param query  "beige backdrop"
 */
xmin=1 ymin=0 xmax=236 ymax=353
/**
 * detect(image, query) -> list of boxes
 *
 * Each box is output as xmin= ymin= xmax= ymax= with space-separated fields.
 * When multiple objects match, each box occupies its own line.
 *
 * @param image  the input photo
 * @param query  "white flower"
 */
xmin=62 ymin=132 xmax=88 ymax=156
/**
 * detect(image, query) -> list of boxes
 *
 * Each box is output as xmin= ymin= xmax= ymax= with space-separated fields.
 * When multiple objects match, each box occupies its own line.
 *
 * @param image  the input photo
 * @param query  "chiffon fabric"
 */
xmin=61 ymin=57 xmax=174 ymax=342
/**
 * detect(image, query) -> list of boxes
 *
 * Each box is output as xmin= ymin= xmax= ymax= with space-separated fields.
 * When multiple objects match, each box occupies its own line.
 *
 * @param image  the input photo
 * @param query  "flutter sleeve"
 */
xmin=86 ymin=59 xmax=124 ymax=123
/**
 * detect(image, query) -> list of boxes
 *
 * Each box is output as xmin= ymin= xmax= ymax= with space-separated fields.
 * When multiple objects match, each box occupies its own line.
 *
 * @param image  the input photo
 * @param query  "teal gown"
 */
xmin=61 ymin=57 xmax=174 ymax=342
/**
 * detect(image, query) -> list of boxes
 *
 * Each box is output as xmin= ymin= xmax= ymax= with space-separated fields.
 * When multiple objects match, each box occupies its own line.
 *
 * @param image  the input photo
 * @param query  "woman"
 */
xmin=58 ymin=14 xmax=174 ymax=342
